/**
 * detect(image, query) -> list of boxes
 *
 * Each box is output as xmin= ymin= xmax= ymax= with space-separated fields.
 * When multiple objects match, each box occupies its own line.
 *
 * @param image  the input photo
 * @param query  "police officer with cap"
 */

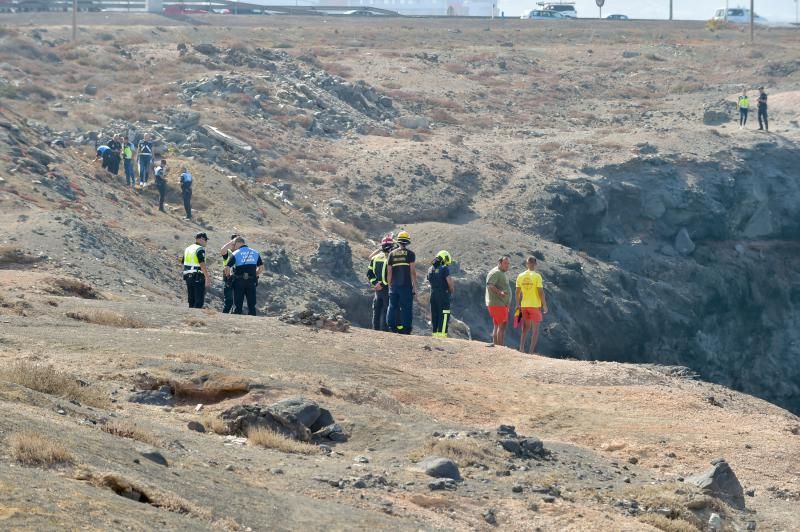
xmin=224 ymin=236 xmax=264 ymax=316
xmin=183 ymin=232 xmax=210 ymax=308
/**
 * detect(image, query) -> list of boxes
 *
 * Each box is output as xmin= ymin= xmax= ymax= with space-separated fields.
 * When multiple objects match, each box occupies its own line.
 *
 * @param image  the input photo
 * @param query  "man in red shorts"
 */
xmin=485 ymin=256 xmax=511 ymax=347
xmin=515 ymin=256 xmax=548 ymax=354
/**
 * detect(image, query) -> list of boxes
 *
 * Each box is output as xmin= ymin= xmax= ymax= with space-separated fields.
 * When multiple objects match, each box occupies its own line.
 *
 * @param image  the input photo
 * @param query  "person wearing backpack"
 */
xmin=180 ymin=167 xmax=193 ymax=220
xmin=367 ymin=235 xmax=394 ymax=331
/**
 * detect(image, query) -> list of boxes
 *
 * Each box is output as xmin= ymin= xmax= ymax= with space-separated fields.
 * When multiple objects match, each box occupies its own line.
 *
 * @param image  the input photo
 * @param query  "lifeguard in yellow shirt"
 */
xmin=515 ymin=256 xmax=548 ymax=354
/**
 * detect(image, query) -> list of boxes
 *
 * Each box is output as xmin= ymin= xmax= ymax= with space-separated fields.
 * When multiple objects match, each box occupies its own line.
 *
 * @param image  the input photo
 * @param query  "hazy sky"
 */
xmin=499 ymin=0 xmax=800 ymax=22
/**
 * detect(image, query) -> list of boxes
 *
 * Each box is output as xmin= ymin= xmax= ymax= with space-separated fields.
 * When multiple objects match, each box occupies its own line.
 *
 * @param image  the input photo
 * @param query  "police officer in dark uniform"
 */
xmin=427 ymin=250 xmax=455 ymax=338
xmin=367 ymin=235 xmax=394 ymax=331
xmin=182 ymin=232 xmax=210 ymax=309
xmin=225 ymin=237 xmax=263 ymax=316
xmin=386 ymin=230 xmax=417 ymax=334
xmin=219 ymin=234 xmax=239 ymax=314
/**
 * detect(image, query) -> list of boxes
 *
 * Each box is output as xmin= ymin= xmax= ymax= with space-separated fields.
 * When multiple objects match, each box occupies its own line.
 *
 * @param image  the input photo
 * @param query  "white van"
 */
xmin=537 ymin=2 xmax=577 ymax=19
xmin=712 ymin=7 xmax=767 ymax=24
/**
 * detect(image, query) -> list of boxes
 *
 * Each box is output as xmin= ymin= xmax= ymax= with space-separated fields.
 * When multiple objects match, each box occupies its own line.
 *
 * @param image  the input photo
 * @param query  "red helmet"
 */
xmin=381 ymin=235 xmax=394 ymax=246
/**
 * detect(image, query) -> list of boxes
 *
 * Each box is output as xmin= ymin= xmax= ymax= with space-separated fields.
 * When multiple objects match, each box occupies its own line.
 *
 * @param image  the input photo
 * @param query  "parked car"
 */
xmin=521 ymin=9 xmax=565 ymax=20
xmin=539 ymin=2 xmax=577 ymax=19
xmin=606 ymin=14 xmax=628 ymax=20
xmin=342 ymin=9 xmax=374 ymax=16
xmin=712 ymin=8 xmax=767 ymax=24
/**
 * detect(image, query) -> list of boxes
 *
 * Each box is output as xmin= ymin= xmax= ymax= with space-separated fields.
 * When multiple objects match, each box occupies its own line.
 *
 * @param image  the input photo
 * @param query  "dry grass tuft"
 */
xmin=0 ymin=361 xmax=109 ymax=408
xmin=101 ymin=421 xmax=160 ymax=447
xmin=165 ymin=352 xmax=233 ymax=368
xmin=639 ymin=514 xmax=700 ymax=532
xmin=628 ymin=484 xmax=711 ymax=530
xmin=412 ymin=437 xmax=500 ymax=467
xmin=201 ymin=414 xmax=229 ymax=435
xmin=10 ymin=432 xmax=74 ymax=466
xmin=66 ymin=309 xmax=145 ymax=328
xmin=247 ymin=427 xmax=318 ymax=455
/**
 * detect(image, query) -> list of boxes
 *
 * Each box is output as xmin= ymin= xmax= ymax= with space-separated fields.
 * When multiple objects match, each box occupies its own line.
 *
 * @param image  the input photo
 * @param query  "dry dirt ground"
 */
xmin=1 ymin=13 xmax=800 ymax=531
xmin=0 ymin=272 xmax=799 ymax=530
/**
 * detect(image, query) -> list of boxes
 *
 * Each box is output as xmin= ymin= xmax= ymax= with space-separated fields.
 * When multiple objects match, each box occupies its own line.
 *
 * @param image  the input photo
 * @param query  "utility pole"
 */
xmin=750 ymin=0 xmax=754 ymax=43
xmin=669 ymin=0 xmax=673 ymax=21
xmin=72 ymin=0 xmax=77 ymax=41
xmin=725 ymin=0 xmax=729 ymax=21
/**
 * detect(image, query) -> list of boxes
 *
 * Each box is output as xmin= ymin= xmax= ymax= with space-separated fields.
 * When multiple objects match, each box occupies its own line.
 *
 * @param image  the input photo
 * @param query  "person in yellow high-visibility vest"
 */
xmin=183 ymin=232 xmax=210 ymax=309
xmin=738 ymin=89 xmax=750 ymax=129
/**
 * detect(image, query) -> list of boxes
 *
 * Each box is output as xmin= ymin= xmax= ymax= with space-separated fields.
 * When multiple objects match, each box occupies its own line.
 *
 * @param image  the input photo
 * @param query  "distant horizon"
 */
xmin=497 ymin=0 xmax=800 ymax=22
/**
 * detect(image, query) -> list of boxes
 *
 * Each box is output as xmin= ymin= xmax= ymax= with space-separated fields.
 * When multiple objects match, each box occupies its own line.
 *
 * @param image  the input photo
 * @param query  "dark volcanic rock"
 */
xmin=417 ymin=457 xmax=461 ymax=480
xmin=685 ymin=458 xmax=745 ymax=510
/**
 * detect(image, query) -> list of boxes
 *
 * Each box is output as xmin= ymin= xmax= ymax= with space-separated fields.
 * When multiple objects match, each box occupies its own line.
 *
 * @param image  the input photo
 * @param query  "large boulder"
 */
xmin=685 ymin=459 xmax=745 ymax=510
xmin=417 ymin=457 xmax=461 ymax=480
xmin=220 ymin=404 xmax=311 ymax=441
xmin=269 ymin=397 xmax=321 ymax=428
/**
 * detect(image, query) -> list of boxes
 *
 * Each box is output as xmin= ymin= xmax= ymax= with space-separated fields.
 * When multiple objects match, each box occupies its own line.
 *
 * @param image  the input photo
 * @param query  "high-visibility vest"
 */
xmin=183 ymin=244 xmax=203 ymax=275
xmin=739 ymin=96 xmax=750 ymax=108
xmin=369 ymin=253 xmax=389 ymax=286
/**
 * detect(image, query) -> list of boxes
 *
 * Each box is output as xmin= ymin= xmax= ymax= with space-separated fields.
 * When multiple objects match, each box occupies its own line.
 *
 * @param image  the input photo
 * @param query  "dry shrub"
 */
xmin=382 ymin=81 xmax=401 ymax=90
xmin=0 ymin=246 xmax=43 ymax=267
xmin=47 ymin=277 xmax=99 ymax=299
xmin=101 ymin=421 xmax=160 ymax=447
xmin=324 ymin=220 xmax=363 ymax=243
xmin=412 ymin=437 xmax=500 ymax=467
xmin=183 ymin=317 xmax=207 ymax=328
xmin=10 ymin=432 xmax=74 ymax=466
xmin=247 ymin=427 xmax=318 ymax=455
xmin=0 ymin=361 xmax=108 ymax=408
xmin=66 ymin=309 xmax=145 ymax=329
xmin=639 ymin=514 xmax=699 ymax=532
xmin=201 ymin=414 xmax=229 ymax=435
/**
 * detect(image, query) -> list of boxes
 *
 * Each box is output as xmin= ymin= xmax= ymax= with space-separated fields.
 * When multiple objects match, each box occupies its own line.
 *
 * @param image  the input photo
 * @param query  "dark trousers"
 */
xmin=222 ymin=282 xmax=234 ymax=313
xmin=101 ymin=150 xmax=111 ymax=170
xmin=430 ymin=291 xmax=451 ymax=336
xmin=758 ymin=108 xmax=768 ymax=130
xmin=185 ymin=274 xmax=205 ymax=309
xmin=739 ymin=108 xmax=749 ymax=126
xmin=233 ymin=276 xmax=257 ymax=316
xmin=138 ymin=158 xmax=151 ymax=184
xmin=107 ymin=152 xmax=121 ymax=175
xmin=124 ymin=159 xmax=134 ymax=186
xmin=387 ymin=286 xmax=413 ymax=334
xmin=182 ymin=185 xmax=192 ymax=219
xmin=372 ymin=287 xmax=389 ymax=331
xmin=156 ymin=179 xmax=167 ymax=211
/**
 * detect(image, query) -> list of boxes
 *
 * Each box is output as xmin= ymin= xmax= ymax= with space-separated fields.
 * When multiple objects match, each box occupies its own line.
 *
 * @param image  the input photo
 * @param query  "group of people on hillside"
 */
xmin=181 ymin=228 xmax=549 ymax=353
xmin=366 ymin=231 xmax=548 ymax=353
xmin=182 ymin=232 xmax=264 ymax=315
xmin=94 ymin=132 xmax=195 ymax=220
xmin=737 ymin=86 xmax=769 ymax=131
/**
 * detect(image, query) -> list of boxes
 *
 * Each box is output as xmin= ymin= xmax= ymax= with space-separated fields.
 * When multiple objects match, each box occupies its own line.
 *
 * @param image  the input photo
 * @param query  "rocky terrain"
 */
xmin=0 ymin=13 xmax=799 ymax=530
